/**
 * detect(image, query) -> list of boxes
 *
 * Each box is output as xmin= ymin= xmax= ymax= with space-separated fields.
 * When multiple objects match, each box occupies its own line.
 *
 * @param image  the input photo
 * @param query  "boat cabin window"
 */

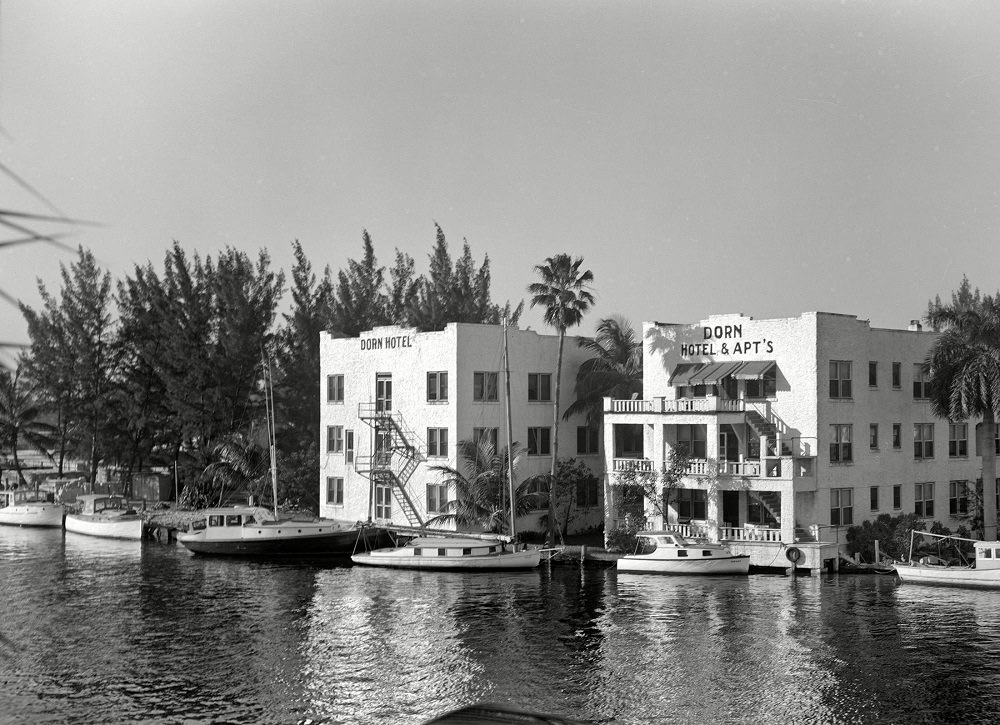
xmin=413 ymin=548 xmax=423 ymax=556
xmin=226 ymin=515 xmax=242 ymax=526
xmin=677 ymin=550 xmax=688 ymax=557
xmin=702 ymin=551 xmax=714 ymax=557
xmin=209 ymin=515 xmax=224 ymax=527
xmin=463 ymin=548 xmax=471 ymax=555
xmin=981 ymin=548 xmax=994 ymax=559
xmin=437 ymin=548 xmax=446 ymax=556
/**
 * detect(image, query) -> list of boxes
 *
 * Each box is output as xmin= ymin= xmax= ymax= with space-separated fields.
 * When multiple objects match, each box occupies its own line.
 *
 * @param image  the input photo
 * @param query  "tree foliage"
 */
xmin=925 ymin=275 xmax=1000 ymax=538
xmin=565 ymin=315 xmax=643 ymax=427
xmin=0 ymin=363 xmax=56 ymax=484
xmin=426 ymin=437 xmax=537 ymax=536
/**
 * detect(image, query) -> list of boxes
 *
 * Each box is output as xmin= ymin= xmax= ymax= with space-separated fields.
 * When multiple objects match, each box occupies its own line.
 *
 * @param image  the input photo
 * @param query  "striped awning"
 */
xmin=732 ymin=360 xmax=776 ymax=380
xmin=688 ymin=361 xmax=746 ymax=386
xmin=669 ymin=363 xmax=702 ymax=386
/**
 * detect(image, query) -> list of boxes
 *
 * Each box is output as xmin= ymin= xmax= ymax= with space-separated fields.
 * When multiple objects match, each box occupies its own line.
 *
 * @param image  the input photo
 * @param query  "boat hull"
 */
xmin=0 ymin=504 xmax=64 ymax=528
xmin=179 ymin=522 xmax=381 ymax=557
xmin=894 ymin=563 xmax=1000 ymax=588
xmin=616 ymin=553 xmax=750 ymax=575
xmin=64 ymin=514 xmax=144 ymax=540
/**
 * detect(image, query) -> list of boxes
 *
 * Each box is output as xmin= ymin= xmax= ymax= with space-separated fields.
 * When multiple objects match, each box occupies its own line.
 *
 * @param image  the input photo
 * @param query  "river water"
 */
xmin=1 ymin=526 xmax=997 ymax=725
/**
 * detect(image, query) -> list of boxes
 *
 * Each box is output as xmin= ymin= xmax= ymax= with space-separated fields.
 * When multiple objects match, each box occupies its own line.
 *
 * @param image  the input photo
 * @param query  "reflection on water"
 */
xmin=2 ymin=526 xmax=1000 ymax=724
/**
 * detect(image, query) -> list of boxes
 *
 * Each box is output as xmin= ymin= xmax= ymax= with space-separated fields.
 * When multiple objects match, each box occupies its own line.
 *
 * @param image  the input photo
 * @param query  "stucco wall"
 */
xmin=318 ymin=322 xmax=603 ymax=536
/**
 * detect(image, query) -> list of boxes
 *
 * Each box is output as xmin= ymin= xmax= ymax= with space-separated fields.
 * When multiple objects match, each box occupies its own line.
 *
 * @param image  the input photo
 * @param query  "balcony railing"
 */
xmin=721 ymin=525 xmax=783 ymax=542
xmin=609 ymin=396 xmax=744 ymax=414
xmin=612 ymin=457 xmax=655 ymax=473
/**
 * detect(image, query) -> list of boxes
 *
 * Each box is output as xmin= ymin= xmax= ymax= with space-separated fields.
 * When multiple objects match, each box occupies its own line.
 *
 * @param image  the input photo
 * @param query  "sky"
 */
xmin=1 ymin=0 xmax=998 ymax=358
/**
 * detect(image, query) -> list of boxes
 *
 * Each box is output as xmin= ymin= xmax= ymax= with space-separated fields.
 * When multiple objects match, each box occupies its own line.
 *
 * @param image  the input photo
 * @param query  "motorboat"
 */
xmin=351 ymin=533 xmax=542 ymax=570
xmin=178 ymin=505 xmax=382 ymax=557
xmin=64 ymin=494 xmax=145 ymax=540
xmin=0 ymin=488 xmax=64 ymax=528
xmin=616 ymin=531 xmax=750 ymax=575
xmin=895 ymin=531 xmax=1000 ymax=588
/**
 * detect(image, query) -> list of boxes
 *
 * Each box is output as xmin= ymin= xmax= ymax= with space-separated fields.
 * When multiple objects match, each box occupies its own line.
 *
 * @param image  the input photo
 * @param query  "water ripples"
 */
xmin=4 ymin=527 xmax=1000 ymax=724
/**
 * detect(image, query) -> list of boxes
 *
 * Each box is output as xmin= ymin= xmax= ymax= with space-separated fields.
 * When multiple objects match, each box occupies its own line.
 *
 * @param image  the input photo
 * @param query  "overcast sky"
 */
xmin=1 ymin=0 xmax=998 ymax=355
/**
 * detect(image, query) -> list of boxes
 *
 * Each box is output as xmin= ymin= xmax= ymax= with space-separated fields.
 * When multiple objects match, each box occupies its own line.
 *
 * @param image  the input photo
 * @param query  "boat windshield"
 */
xmin=635 ymin=537 xmax=658 ymax=555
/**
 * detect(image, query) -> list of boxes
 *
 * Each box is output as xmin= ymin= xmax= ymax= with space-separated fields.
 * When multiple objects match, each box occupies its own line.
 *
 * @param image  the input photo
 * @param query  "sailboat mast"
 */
xmin=263 ymin=354 xmax=279 ymax=518
xmin=502 ymin=317 xmax=517 ymax=541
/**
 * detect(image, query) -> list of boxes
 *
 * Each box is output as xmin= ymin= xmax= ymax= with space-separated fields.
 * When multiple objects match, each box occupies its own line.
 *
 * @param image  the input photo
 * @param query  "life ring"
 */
xmin=785 ymin=547 xmax=803 ymax=564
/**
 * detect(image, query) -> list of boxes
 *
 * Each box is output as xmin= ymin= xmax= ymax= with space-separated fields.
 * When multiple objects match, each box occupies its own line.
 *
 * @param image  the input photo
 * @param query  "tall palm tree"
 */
xmin=427 ymin=438 xmax=536 ymax=534
xmin=564 ymin=315 xmax=643 ymax=428
xmin=0 ymin=364 xmax=56 ymax=486
xmin=528 ymin=254 xmax=595 ymax=545
xmin=926 ymin=278 xmax=1000 ymax=538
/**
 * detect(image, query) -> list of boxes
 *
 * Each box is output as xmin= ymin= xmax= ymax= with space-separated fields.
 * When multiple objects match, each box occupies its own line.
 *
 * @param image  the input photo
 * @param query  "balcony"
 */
xmin=607 ymin=396 xmax=744 ymax=414
xmin=611 ymin=456 xmax=814 ymax=483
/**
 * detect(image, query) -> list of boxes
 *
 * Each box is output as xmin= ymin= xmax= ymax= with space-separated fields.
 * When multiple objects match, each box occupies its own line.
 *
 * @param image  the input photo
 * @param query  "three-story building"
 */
xmin=602 ymin=312 xmax=989 ymax=570
xmin=319 ymin=323 xmax=603 ymax=537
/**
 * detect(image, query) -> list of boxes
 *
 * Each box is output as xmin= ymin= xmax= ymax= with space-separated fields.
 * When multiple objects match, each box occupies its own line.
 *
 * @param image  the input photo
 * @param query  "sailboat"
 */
xmin=351 ymin=320 xmax=542 ymax=570
xmin=894 ymin=530 xmax=1000 ymax=588
xmin=178 ymin=356 xmax=383 ymax=558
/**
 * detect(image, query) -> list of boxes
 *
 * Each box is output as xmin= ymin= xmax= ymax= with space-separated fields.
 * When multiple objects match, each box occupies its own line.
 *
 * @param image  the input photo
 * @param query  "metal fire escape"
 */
xmin=357 ymin=403 xmax=426 ymax=526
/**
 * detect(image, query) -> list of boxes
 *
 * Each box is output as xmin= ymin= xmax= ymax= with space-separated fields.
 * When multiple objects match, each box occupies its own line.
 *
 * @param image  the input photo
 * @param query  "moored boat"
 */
xmin=895 ymin=531 xmax=1000 ymax=588
xmin=64 ymin=494 xmax=144 ymax=540
xmin=616 ymin=531 xmax=750 ymax=575
xmin=178 ymin=506 xmax=381 ymax=557
xmin=351 ymin=532 xmax=542 ymax=570
xmin=0 ymin=488 xmax=64 ymax=528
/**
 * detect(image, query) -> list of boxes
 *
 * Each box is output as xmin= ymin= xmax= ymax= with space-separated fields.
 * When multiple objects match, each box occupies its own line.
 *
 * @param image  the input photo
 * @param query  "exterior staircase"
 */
xmin=745 ymin=407 xmax=793 ymax=456
xmin=358 ymin=405 xmax=426 ymax=526
xmin=749 ymin=490 xmax=815 ymax=541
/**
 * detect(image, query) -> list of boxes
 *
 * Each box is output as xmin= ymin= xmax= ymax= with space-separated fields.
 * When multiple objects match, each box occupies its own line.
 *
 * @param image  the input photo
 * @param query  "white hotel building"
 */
xmin=603 ymin=311 xmax=989 ymax=570
xmin=318 ymin=323 xmax=603 ymax=536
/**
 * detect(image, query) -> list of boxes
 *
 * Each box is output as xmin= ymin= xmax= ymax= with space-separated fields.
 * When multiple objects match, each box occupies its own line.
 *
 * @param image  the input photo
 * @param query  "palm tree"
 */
xmin=200 ymin=433 xmax=271 ymax=509
xmin=925 ymin=278 xmax=1000 ymax=538
xmin=0 ymin=364 xmax=56 ymax=486
xmin=564 ymin=315 xmax=643 ymax=428
xmin=427 ymin=437 xmax=537 ymax=534
xmin=528 ymin=254 xmax=595 ymax=545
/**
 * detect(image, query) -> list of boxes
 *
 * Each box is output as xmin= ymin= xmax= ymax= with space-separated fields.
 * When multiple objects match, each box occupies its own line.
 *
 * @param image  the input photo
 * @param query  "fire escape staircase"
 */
xmin=357 ymin=405 xmax=426 ymax=527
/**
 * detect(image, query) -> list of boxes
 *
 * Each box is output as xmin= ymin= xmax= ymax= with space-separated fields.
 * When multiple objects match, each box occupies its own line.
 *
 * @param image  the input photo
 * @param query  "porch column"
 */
xmin=706 ymin=490 xmax=721 ymax=543
xmin=780 ymin=485 xmax=796 ymax=543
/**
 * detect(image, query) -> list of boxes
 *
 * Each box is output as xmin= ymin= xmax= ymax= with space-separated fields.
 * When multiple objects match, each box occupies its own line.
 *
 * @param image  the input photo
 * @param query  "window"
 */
xmin=830 ymin=424 xmax=852 ymax=463
xmin=949 ymin=423 xmax=968 ymax=458
xmin=528 ymin=427 xmax=552 ymax=456
xmin=526 ymin=477 xmax=550 ymax=510
xmin=472 ymin=427 xmax=498 ymax=451
xmin=327 ymin=425 xmax=344 ymax=454
xmin=426 ymin=428 xmax=449 ymax=457
xmin=831 ymin=488 xmax=853 ymax=526
xmin=677 ymin=424 xmax=707 ymax=459
xmin=326 ymin=477 xmax=344 ymax=506
xmin=892 ymin=362 xmax=901 ymax=389
xmin=950 ymin=480 xmax=969 ymax=516
xmin=677 ymin=488 xmax=707 ymax=520
xmin=869 ymin=424 xmax=879 ymax=450
xmin=576 ymin=474 xmax=600 ymax=508
xmin=327 ymin=374 xmax=344 ymax=403
xmin=869 ymin=361 xmax=878 ymax=387
xmin=892 ymin=424 xmax=901 ymax=449
xmin=374 ymin=483 xmax=392 ymax=520
xmin=893 ymin=484 xmax=902 ymax=509
xmin=870 ymin=486 xmax=879 ymax=512
xmin=426 ymin=483 xmax=449 ymax=514
xmin=914 ymin=423 xmax=934 ymax=460
xmin=745 ymin=367 xmax=777 ymax=399
xmin=577 ymin=426 xmax=599 ymax=455
xmin=914 ymin=482 xmax=935 ymax=518
xmin=345 ymin=429 xmax=355 ymax=464
xmin=913 ymin=364 xmax=931 ymax=399
xmin=528 ymin=373 xmax=552 ymax=402
xmin=829 ymin=361 xmax=852 ymax=399
xmin=427 ymin=372 xmax=448 ymax=402
xmin=473 ymin=371 xmax=499 ymax=402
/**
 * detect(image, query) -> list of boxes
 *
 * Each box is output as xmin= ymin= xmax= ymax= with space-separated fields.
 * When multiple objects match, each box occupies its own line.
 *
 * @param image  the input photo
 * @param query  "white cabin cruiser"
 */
xmin=616 ymin=531 xmax=750 ymax=575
